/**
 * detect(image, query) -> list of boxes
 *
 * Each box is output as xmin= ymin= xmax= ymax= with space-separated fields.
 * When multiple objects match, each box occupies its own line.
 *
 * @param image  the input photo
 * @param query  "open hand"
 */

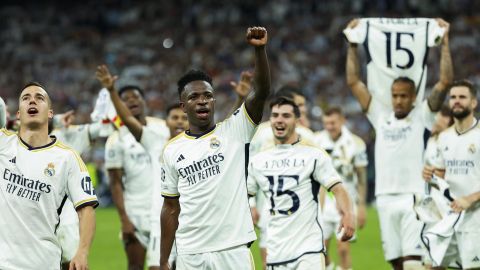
xmin=95 ymin=65 xmax=118 ymax=91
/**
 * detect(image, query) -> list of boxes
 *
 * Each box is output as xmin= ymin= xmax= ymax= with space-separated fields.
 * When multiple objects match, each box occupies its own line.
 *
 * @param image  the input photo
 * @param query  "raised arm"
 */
xmin=427 ymin=19 xmax=453 ymax=112
xmin=69 ymin=206 xmax=96 ymax=270
xmin=160 ymin=197 xmax=180 ymax=270
xmin=96 ymin=65 xmax=144 ymax=141
xmin=244 ymin=27 xmax=271 ymax=124
xmin=345 ymin=20 xmax=371 ymax=112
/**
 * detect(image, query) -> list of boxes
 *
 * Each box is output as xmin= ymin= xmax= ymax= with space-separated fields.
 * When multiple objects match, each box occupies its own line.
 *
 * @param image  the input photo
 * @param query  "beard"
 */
xmin=452 ymin=106 xmax=471 ymax=120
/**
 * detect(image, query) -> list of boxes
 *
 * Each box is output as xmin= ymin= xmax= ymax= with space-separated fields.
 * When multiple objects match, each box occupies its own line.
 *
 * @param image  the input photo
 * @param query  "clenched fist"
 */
xmin=246 ymin=27 xmax=268 ymax=47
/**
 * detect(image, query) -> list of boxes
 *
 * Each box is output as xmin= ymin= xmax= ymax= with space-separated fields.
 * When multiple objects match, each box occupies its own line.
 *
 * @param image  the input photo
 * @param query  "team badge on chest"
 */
xmin=44 ymin=162 xmax=56 ymax=177
xmin=210 ymin=137 xmax=221 ymax=149
xmin=468 ymin=144 xmax=476 ymax=154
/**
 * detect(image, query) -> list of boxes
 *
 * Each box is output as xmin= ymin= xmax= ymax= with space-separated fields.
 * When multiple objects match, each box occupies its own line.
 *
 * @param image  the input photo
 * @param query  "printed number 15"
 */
xmin=266 ymin=175 xmax=300 ymax=216
xmin=383 ymin=32 xmax=415 ymax=69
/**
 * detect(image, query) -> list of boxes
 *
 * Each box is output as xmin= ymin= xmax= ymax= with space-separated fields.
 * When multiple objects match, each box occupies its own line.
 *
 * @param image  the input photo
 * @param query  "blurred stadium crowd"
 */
xmin=0 ymin=0 xmax=479 ymax=203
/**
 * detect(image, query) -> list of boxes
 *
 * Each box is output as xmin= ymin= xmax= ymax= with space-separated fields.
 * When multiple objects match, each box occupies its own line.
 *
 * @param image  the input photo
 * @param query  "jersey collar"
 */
xmin=455 ymin=118 xmax=478 ymax=136
xmin=18 ymin=135 xmax=57 ymax=151
xmin=184 ymin=124 xmax=217 ymax=139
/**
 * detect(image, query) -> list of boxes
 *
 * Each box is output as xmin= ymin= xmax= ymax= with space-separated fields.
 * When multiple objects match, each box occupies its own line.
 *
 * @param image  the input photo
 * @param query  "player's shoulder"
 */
xmin=164 ymin=132 xmax=186 ymax=150
xmin=0 ymin=128 xmax=17 ymax=148
xmin=350 ymin=133 xmax=366 ymax=148
xmin=54 ymin=140 xmax=88 ymax=171
xmin=297 ymin=139 xmax=329 ymax=155
xmin=1 ymin=128 xmax=17 ymax=138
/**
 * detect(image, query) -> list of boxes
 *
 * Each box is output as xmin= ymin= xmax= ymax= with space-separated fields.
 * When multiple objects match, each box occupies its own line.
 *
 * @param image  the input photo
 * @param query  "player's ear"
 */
xmin=16 ymin=110 xmax=20 ymax=120
xmin=180 ymin=101 xmax=187 ymax=113
xmin=472 ymin=98 xmax=477 ymax=110
xmin=48 ymin=109 xmax=54 ymax=119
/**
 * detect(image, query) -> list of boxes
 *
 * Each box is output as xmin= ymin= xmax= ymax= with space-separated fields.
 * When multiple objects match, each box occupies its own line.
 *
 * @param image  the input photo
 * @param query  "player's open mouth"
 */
xmin=27 ymin=107 xmax=39 ymax=115
xmin=196 ymin=108 xmax=210 ymax=119
xmin=274 ymin=126 xmax=286 ymax=134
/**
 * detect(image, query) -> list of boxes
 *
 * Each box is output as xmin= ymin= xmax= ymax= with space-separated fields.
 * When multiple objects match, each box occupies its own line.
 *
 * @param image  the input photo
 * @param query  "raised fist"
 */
xmin=246 ymin=26 xmax=268 ymax=47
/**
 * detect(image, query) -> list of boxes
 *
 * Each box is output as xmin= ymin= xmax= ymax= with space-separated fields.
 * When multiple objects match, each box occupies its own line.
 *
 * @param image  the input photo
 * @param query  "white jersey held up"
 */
xmin=161 ymin=103 xmax=257 ymax=255
xmin=247 ymin=139 xmax=342 ymax=265
xmin=0 ymin=129 xmax=98 ymax=270
xmin=367 ymin=97 xmax=435 ymax=195
xmin=344 ymin=18 xmax=445 ymax=107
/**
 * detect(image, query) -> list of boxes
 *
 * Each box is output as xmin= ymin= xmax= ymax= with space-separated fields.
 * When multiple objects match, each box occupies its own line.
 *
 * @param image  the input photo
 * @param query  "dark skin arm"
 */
xmin=244 ymin=27 xmax=271 ymax=124
xmin=160 ymin=197 xmax=180 ymax=270
xmin=96 ymin=65 xmax=144 ymax=142
xmin=427 ymin=19 xmax=453 ymax=112
xmin=108 ymin=169 xmax=136 ymax=244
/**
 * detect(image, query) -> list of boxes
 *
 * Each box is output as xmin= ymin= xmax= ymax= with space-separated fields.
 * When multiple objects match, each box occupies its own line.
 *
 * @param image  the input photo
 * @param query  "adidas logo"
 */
xmin=416 ymin=244 xmax=422 ymax=250
xmin=9 ymin=157 xmax=16 ymax=164
xmin=473 ymin=256 xmax=479 ymax=262
xmin=176 ymin=154 xmax=185 ymax=162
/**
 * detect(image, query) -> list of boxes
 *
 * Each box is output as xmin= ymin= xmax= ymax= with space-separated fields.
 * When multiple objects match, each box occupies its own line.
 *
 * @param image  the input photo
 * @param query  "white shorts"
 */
xmin=147 ymin=232 xmax=177 ymax=268
xmin=267 ymin=253 xmax=325 ymax=270
xmin=56 ymin=223 xmax=79 ymax=263
xmin=176 ymin=245 xmax=254 ymax=270
xmin=434 ymin=231 xmax=480 ymax=269
xmin=376 ymin=194 xmax=423 ymax=261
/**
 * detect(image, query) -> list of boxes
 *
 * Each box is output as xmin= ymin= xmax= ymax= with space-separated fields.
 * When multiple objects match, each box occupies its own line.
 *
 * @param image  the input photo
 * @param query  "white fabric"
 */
xmin=247 ymin=140 xmax=341 ymax=265
xmin=176 ymin=245 xmax=254 ymax=270
xmin=367 ymin=98 xmax=435 ymax=195
xmin=315 ymin=126 xmax=368 ymax=202
xmin=250 ymin=121 xmax=316 ymax=155
xmin=430 ymin=122 xmax=480 ymax=232
xmin=105 ymin=117 xmax=169 ymax=232
xmin=146 ymin=228 xmax=177 ymax=267
xmin=0 ymin=129 xmax=98 ymax=269
xmin=343 ymin=18 xmax=445 ymax=107
xmin=0 ymin=97 xmax=6 ymax=128
xmin=376 ymin=194 xmax=423 ymax=261
xmin=161 ymin=103 xmax=257 ymax=255
xmin=56 ymin=223 xmax=80 ymax=263
xmin=269 ymin=253 xmax=326 ymax=270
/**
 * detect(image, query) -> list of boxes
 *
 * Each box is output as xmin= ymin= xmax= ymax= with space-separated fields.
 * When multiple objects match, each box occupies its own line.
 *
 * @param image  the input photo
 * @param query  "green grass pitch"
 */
xmin=90 ymin=207 xmax=391 ymax=269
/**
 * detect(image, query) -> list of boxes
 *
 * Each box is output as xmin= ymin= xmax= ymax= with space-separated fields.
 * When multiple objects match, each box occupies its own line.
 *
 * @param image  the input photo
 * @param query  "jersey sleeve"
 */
xmin=343 ymin=18 xmax=368 ymax=44
xmin=430 ymin=136 xmax=446 ymax=170
xmin=104 ymin=133 xmax=123 ymax=169
xmin=160 ymin=148 xmax=180 ymax=198
xmin=427 ymin=19 xmax=446 ymax=47
xmin=313 ymin=150 xmax=343 ymax=191
xmin=366 ymin=96 xmax=389 ymax=129
xmin=66 ymin=151 xmax=99 ymax=210
xmin=53 ymin=125 xmax=91 ymax=154
xmin=140 ymin=122 xmax=169 ymax=152
xmin=0 ymin=97 xmax=6 ymax=128
xmin=353 ymin=137 xmax=368 ymax=167
xmin=220 ymin=103 xmax=258 ymax=143
xmin=246 ymin=160 xmax=260 ymax=197
xmin=420 ymin=100 xmax=436 ymax=130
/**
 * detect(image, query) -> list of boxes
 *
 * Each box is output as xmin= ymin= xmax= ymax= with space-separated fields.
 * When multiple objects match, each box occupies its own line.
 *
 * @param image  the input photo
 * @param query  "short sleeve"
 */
xmin=220 ymin=103 xmax=257 ymax=143
xmin=104 ymin=133 xmax=123 ymax=169
xmin=0 ymin=97 xmax=6 ymax=128
xmin=343 ymin=18 xmax=368 ymax=44
xmin=160 ymin=149 xmax=180 ymax=198
xmin=66 ymin=151 xmax=98 ymax=210
xmin=430 ymin=138 xmax=446 ymax=170
xmin=140 ymin=123 xmax=169 ymax=152
xmin=427 ymin=19 xmax=446 ymax=47
xmin=313 ymin=150 xmax=343 ymax=191
xmin=53 ymin=125 xmax=91 ymax=154
xmin=419 ymin=100 xmax=436 ymax=130
xmin=366 ymin=96 xmax=389 ymax=129
xmin=353 ymin=137 xmax=368 ymax=167
xmin=246 ymin=161 xmax=260 ymax=197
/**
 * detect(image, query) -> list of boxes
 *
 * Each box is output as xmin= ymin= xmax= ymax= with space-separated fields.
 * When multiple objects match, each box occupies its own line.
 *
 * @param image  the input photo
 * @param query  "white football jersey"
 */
xmin=315 ymin=126 xmax=368 ymax=202
xmin=140 ymin=123 xmax=171 ymax=224
xmin=367 ymin=97 xmax=435 ymax=195
xmin=344 ymin=18 xmax=445 ymax=107
xmin=247 ymin=139 xmax=342 ymax=265
xmin=161 ymin=103 xmax=257 ymax=255
xmin=0 ymin=96 xmax=6 ymax=128
xmin=431 ymin=121 xmax=480 ymax=232
xmin=0 ymin=128 xmax=98 ymax=269
xmin=105 ymin=117 xmax=169 ymax=231
xmin=250 ymin=121 xmax=316 ymax=155
xmin=424 ymin=136 xmax=439 ymax=166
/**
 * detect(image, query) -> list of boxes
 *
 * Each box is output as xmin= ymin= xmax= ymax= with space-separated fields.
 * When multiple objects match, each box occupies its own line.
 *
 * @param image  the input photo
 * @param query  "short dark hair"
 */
xmin=392 ymin=77 xmax=416 ymax=94
xmin=118 ymin=85 xmax=145 ymax=98
xmin=274 ymin=85 xmax=304 ymax=99
xmin=177 ymin=70 xmax=213 ymax=97
xmin=448 ymin=79 xmax=477 ymax=98
xmin=323 ymin=106 xmax=344 ymax=117
xmin=269 ymin=96 xmax=301 ymax=118
xmin=22 ymin=81 xmax=46 ymax=92
xmin=166 ymin=103 xmax=182 ymax=116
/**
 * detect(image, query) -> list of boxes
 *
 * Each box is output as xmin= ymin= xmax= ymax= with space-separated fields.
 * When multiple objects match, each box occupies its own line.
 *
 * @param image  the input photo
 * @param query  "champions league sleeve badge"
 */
xmin=210 ymin=137 xmax=221 ymax=149
xmin=44 ymin=162 xmax=56 ymax=177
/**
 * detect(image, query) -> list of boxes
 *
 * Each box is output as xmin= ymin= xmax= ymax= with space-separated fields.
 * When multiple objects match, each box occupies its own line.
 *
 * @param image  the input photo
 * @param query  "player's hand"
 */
xmin=69 ymin=250 xmax=89 ymax=270
xmin=422 ymin=165 xmax=435 ymax=182
xmin=451 ymin=196 xmax=474 ymax=213
xmin=346 ymin=19 xmax=360 ymax=29
xmin=121 ymin=218 xmax=136 ymax=243
xmin=96 ymin=65 xmax=118 ymax=91
xmin=230 ymin=71 xmax=253 ymax=99
xmin=357 ymin=203 xmax=367 ymax=229
xmin=246 ymin=27 xmax=268 ymax=47
xmin=160 ymin=262 xmax=171 ymax=270
xmin=250 ymin=206 xmax=260 ymax=225
xmin=60 ymin=110 xmax=75 ymax=128
xmin=436 ymin=18 xmax=450 ymax=43
xmin=339 ymin=211 xmax=355 ymax=242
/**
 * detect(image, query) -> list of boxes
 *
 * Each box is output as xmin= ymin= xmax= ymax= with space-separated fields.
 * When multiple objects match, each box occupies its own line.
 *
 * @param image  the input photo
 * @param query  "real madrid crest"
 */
xmin=210 ymin=137 xmax=221 ymax=149
xmin=468 ymin=144 xmax=476 ymax=154
xmin=44 ymin=162 xmax=56 ymax=177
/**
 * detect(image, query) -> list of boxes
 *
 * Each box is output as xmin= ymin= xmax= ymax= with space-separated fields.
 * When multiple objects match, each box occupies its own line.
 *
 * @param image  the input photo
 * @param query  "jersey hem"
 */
xmin=266 ymin=249 xmax=325 ymax=266
xmin=175 ymin=237 xmax=256 ymax=255
xmin=74 ymin=198 xmax=99 ymax=210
